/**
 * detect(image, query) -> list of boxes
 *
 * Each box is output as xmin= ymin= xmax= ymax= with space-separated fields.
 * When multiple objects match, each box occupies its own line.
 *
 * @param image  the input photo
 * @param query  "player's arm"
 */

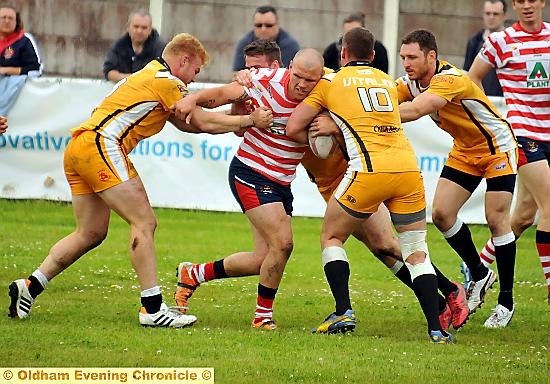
xmin=171 ymin=82 xmax=250 ymax=123
xmin=169 ymin=106 xmax=272 ymax=134
xmin=467 ymin=57 xmax=493 ymax=91
xmin=0 ymin=115 xmax=7 ymax=136
xmin=398 ymin=92 xmax=447 ymax=123
xmin=286 ymin=102 xmax=322 ymax=144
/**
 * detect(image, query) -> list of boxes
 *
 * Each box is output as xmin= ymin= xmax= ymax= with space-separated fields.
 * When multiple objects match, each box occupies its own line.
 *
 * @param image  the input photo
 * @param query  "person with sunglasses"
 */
xmin=232 ymin=5 xmax=299 ymax=72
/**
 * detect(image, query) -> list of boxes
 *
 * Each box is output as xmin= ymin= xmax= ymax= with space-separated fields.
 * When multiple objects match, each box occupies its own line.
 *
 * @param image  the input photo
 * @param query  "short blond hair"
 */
xmin=163 ymin=33 xmax=209 ymax=66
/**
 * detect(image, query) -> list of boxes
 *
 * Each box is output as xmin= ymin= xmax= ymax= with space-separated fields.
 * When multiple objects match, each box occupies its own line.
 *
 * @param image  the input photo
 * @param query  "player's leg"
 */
xmin=246 ymin=202 xmax=293 ymax=329
xmin=312 ymin=195 xmax=361 ymax=334
xmin=515 ymin=158 xmax=550 ymax=303
xmin=9 ymin=193 xmax=110 ymax=319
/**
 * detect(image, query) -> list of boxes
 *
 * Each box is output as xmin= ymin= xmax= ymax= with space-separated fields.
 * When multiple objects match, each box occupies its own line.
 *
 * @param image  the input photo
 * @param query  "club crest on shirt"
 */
xmin=3 ymin=47 xmax=14 ymax=60
xmin=98 ymin=170 xmax=110 ymax=182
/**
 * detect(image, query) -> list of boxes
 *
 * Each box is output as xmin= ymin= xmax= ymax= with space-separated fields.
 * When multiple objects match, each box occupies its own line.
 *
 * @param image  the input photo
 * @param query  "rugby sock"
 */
xmin=190 ymin=259 xmax=228 ymax=284
xmin=392 ymin=261 xmax=447 ymax=311
xmin=411 ymin=274 xmax=441 ymax=332
xmin=140 ymin=286 xmax=162 ymax=314
xmin=494 ymin=232 xmax=516 ymax=311
xmin=27 ymin=269 xmax=48 ymax=299
xmin=442 ymin=219 xmax=487 ymax=281
xmin=480 ymin=237 xmax=496 ymax=267
xmin=535 ymin=230 xmax=550 ymax=297
xmin=253 ymin=284 xmax=277 ymax=324
xmin=324 ymin=260 xmax=351 ymax=316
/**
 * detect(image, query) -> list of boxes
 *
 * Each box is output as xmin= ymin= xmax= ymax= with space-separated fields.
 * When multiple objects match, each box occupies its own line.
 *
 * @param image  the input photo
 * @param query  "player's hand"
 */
xmin=250 ymin=107 xmax=273 ymax=129
xmin=233 ymin=69 xmax=253 ymax=87
xmin=0 ymin=115 xmax=7 ymax=136
xmin=309 ymin=112 xmax=339 ymax=137
xmin=170 ymin=94 xmax=198 ymax=124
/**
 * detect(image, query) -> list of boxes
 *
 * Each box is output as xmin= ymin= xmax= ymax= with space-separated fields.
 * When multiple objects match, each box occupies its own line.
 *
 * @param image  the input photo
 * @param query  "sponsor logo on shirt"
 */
xmin=526 ymin=60 xmax=550 ymax=88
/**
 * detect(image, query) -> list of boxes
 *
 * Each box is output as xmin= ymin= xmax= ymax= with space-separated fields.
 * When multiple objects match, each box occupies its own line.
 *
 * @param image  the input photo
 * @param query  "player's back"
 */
xmin=306 ymin=64 xmax=418 ymax=174
xmin=73 ymin=59 xmax=186 ymax=153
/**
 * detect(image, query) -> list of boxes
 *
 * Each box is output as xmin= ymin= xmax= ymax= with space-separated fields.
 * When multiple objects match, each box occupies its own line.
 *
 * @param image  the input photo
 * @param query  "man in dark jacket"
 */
xmin=322 ymin=12 xmax=388 ymax=74
xmin=103 ymin=9 xmax=165 ymax=82
xmin=232 ymin=5 xmax=299 ymax=71
xmin=463 ymin=0 xmax=507 ymax=97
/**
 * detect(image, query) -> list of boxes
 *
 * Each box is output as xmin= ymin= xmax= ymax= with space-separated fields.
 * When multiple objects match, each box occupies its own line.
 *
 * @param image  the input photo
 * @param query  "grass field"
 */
xmin=1 ymin=199 xmax=548 ymax=383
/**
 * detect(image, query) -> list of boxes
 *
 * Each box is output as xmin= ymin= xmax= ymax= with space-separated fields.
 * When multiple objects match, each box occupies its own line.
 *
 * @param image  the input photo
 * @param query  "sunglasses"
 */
xmin=254 ymin=23 xmax=275 ymax=28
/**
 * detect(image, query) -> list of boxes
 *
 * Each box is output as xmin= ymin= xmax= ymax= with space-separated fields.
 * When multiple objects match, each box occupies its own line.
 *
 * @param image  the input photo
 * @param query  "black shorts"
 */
xmin=440 ymin=165 xmax=516 ymax=194
xmin=228 ymin=157 xmax=293 ymax=215
xmin=517 ymin=137 xmax=550 ymax=168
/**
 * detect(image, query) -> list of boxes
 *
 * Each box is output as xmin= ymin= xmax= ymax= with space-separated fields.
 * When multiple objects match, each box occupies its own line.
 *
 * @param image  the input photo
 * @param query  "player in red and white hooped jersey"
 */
xmin=469 ymin=0 xmax=550 ymax=305
xmin=171 ymin=48 xmax=324 ymax=330
xmin=236 ymin=67 xmax=308 ymax=185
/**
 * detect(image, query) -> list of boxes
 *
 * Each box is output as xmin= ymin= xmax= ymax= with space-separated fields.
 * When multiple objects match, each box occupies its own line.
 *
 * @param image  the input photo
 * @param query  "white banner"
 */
xmin=0 ymin=77 xmax=508 ymax=223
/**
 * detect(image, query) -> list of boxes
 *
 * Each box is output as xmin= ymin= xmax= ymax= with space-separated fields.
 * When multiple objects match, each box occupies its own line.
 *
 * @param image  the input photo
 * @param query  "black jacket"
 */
xmin=0 ymin=32 xmax=42 ymax=76
xmin=103 ymin=29 xmax=166 ymax=79
xmin=323 ymin=38 xmax=388 ymax=74
xmin=463 ymin=29 xmax=503 ymax=97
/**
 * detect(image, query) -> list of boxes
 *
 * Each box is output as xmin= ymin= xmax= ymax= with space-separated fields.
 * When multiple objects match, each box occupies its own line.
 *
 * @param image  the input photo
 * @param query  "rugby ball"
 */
xmin=308 ymin=131 xmax=338 ymax=159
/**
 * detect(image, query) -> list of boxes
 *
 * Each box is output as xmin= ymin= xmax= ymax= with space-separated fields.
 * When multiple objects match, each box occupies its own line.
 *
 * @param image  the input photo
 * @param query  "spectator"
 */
xmin=232 ymin=5 xmax=299 ymax=71
xmin=322 ymin=12 xmax=388 ymax=73
xmin=463 ymin=0 xmax=507 ymax=96
xmin=103 ymin=9 xmax=165 ymax=82
xmin=0 ymin=5 xmax=42 ymax=115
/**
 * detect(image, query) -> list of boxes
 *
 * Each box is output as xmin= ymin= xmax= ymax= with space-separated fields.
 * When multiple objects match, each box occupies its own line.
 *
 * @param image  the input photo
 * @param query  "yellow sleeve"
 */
xmin=302 ymin=77 xmax=331 ymax=110
xmin=395 ymin=77 xmax=413 ymax=103
xmin=425 ymin=73 xmax=467 ymax=103
xmin=154 ymin=75 xmax=189 ymax=111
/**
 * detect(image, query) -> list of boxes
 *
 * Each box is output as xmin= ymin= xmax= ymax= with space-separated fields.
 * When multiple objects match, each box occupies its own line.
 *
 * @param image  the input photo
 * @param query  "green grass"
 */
xmin=1 ymin=199 xmax=548 ymax=383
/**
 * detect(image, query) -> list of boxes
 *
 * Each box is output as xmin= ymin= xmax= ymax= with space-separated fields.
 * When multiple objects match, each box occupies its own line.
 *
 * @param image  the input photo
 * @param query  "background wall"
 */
xmin=7 ymin=0 xmax=550 ymax=82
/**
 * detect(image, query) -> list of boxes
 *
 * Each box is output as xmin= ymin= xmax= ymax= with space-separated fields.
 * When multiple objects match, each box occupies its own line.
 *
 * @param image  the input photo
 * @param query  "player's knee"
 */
xmin=431 ymin=206 xmax=452 ymax=230
xmin=83 ymin=229 xmax=108 ymax=249
xmin=277 ymin=238 xmax=294 ymax=259
xmin=397 ymin=230 xmax=433 ymax=275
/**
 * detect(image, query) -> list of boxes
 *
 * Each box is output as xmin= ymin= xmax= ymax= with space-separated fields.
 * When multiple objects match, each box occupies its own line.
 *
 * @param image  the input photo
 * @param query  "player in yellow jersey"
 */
xmin=286 ymin=27 xmax=453 ymax=343
xmin=8 ymin=33 xmax=273 ymax=327
xmin=397 ymin=29 xmax=518 ymax=327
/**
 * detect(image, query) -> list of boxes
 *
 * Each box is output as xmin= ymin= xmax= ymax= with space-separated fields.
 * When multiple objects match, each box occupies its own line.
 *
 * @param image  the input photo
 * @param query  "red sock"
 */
xmin=254 ymin=295 xmax=274 ymax=324
xmin=535 ymin=230 xmax=550 ymax=295
xmin=190 ymin=262 xmax=216 ymax=283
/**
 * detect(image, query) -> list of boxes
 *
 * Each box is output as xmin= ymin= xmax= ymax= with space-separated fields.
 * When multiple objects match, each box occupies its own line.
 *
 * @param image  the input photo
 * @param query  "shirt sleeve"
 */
xmin=153 ymin=75 xmax=189 ymax=112
xmin=477 ymin=33 xmax=499 ymax=69
xmin=425 ymin=72 xmax=466 ymax=103
xmin=302 ymin=77 xmax=330 ymax=110
xmin=395 ymin=77 xmax=413 ymax=103
xmin=102 ymin=44 xmax=120 ymax=79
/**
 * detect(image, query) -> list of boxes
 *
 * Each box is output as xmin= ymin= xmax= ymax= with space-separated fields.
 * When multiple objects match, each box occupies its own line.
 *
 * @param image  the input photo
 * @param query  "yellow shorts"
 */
xmin=445 ymin=148 xmax=518 ymax=178
xmin=334 ymin=170 xmax=426 ymax=215
xmin=64 ymin=131 xmax=137 ymax=195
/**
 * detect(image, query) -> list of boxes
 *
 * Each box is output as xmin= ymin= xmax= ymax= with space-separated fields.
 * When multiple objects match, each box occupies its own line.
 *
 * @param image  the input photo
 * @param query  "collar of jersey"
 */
xmin=344 ymin=61 xmax=372 ymax=67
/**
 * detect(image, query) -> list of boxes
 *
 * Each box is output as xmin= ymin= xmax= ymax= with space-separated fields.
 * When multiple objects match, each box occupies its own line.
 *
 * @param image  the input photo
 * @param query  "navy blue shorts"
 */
xmin=517 ymin=137 xmax=550 ymax=167
xmin=228 ymin=157 xmax=294 ymax=215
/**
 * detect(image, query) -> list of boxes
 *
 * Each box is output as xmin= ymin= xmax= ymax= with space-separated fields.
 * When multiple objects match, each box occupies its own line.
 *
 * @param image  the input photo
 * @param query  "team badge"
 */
xmin=526 ymin=140 xmax=538 ymax=153
xmin=3 ymin=47 xmax=14 ymax=60
xmin=98 ymin=170 xmax=110 ymax=182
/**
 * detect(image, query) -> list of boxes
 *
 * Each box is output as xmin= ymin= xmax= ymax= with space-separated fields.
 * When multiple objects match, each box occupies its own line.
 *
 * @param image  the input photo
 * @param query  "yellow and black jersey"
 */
xmin=73 ymin=58 xmax=187 ymax=153
xmin=396 ymin=60 xmax=516 ymax=156
xmin=303 ymin=62 xmax=419 ymax=173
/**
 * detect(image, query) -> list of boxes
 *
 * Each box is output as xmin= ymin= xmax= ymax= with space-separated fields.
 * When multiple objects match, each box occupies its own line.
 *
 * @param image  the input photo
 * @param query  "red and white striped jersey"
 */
xmin=237 ymin=68 xmax=307 ymax=185
xmin=477 ymin=22 xmax=550 ymax=141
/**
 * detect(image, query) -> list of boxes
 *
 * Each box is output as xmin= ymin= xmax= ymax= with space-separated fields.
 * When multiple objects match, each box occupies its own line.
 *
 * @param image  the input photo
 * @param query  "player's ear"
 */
xmin=270 ymin=60 xmax=281 ymax=69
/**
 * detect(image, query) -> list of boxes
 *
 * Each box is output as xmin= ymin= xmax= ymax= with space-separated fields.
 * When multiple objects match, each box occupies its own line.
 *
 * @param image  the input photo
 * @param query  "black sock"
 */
xmin=27 ymin=275 xmax=45 ymax=299
xmin=396 ymin=265 xmax=446 ymax=311
xmin=495 ymin=241 xmax=516 ymax=310
xmin=412 ymin=274 xmax=440 ymax=332
xmin=141 ymin=294 xmax=162 ymax=314
xmin=394 ymin=264 xmax=413 ymax=289
xmin=213 ymin=259 xmax=228 ymax=279
xmin=324 ymin=260 xmax=351 ymax=316
xmin=432 ymin=264 xmax=456 ymax=298
xmin=445 ymin=223 xmax=487 ymax=281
